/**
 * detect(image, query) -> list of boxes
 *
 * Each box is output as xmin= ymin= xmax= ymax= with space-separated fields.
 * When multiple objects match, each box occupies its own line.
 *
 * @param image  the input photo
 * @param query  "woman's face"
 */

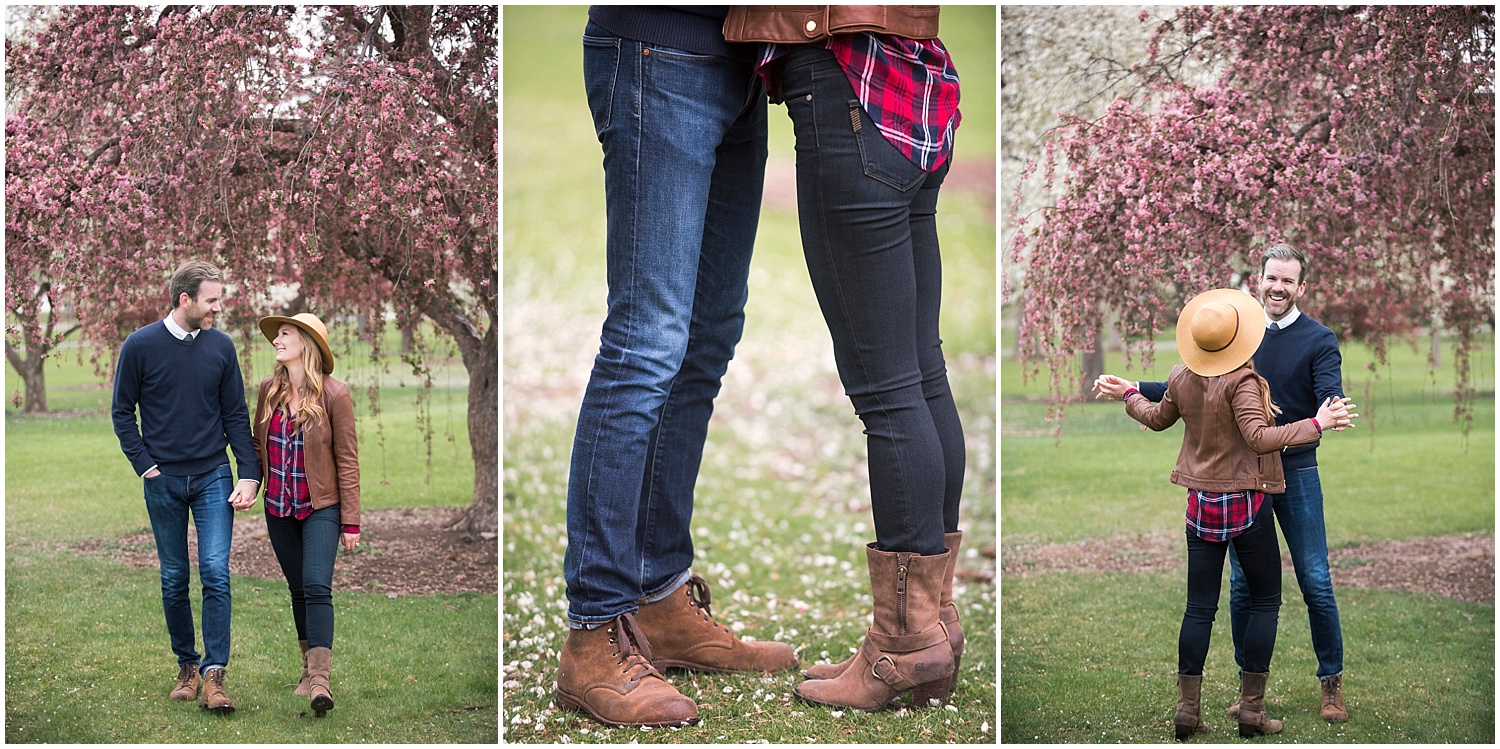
xmin=273 ymin=324 xmax=305 ymax=365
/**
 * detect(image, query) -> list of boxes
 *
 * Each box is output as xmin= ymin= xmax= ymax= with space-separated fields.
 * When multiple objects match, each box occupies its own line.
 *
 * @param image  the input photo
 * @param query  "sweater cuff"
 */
xmin=1123 ymin=388 xmax=1141 ymax=401
xmin=341 ymin=524 xmax=360 ymax=535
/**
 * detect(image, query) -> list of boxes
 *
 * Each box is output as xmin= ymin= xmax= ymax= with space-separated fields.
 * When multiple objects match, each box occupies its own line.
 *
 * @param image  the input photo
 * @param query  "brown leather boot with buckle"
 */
xmin=555 ymin=611 xmax=699 ymax=727
xmin=294 ymin=640 xmax=312 ymax=697
xmin=805 ymin=531 xmax=965 ymax=700
xmin=198 ymin=667 xmax=234 ymax=713
xmin=794 ymin=544 xmax=955 ymax=712
xmin=169 ymin=662 xmax=200 ymax=701
xmin=633 ymin=573 xmax=798 ymax=674
xmin=307 ymin=647 xmax=334 ymax=716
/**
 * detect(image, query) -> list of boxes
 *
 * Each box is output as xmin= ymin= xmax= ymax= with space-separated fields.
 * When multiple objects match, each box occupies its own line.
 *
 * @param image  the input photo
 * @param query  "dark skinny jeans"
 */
xmin=265 ymin=504 xmax=341 ymax=649
xmin=777 ymin=45 xmax=965 ymax=555
xmin=1180 ymin=502 xmax=1281 ymax=675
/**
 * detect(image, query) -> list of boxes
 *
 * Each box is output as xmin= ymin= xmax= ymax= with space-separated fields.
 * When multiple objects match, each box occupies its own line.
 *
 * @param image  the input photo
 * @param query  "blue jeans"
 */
xmin=265 ymin=505 xmax=341 ymax=649
xmin=1229 ymin=466 xmax=1344 ymax=678
xmin=564 ymin=21 xmax=767 ymax=625
xmin=142 ymin=463 xmax=234 ymax=672
xmin=777 ymin=46 xmax=963 ymax=555
xmin=1181 ymin=502 xmax=1281 ymax=675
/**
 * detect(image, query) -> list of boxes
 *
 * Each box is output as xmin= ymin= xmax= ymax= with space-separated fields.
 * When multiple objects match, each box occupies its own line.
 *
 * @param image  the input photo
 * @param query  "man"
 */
xmin=554 ymin=6 xmax=798 ymax=729
xmin=112 ymin=260 xmax=261 ymax=713
xmin=1094 ymin=243 xmax=1350 ymax=722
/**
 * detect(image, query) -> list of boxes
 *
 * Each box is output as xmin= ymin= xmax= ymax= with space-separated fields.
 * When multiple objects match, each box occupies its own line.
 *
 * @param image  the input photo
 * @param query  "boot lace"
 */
xmin=608 ymin=612 xmax=661 ymax=685
xmin=175 ymin=663 xmax=197 ymax=689
xmin=686 ymin=574 xmax=729 ymax=633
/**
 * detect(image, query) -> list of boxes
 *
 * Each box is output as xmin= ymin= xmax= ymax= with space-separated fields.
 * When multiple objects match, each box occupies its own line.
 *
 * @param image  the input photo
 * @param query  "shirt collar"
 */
xmin=1266 ymin=305 xmax=1301 ymax=330
xmin=163 ymin=314 xmax=198 ymax=340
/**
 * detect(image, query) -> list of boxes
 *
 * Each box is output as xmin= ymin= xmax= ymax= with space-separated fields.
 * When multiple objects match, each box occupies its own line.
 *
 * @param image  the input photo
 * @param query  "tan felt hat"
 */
xmin=1175 ymin=289 xmax=1265 ymax=377
xmin=259 ymin=312 xmax=335 ymax=375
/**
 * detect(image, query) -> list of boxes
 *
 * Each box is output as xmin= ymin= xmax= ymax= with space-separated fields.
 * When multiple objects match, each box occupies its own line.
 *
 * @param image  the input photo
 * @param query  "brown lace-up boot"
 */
xmin=805 ymin=531 xmax=965 ymax=700
xmin=793 ymin=544 xmax=955 ymax=712
xmin=633 ymin=574 xmax=798 ymax=673
xmin=307 ymin=647 xmax=334 ymax=715
xmin=1236 ymin=671 xmax=1284 ymax=737
xmin=169 ymin=662 xmax=200 ymax=701
xmin=1319 ymin=674 xmax=1348 ymax=722
xmin=198 ymin=667 xmax=234 ymax=712
xmin=554 ymin=611 xmax=699 ymax=727
xmin=293 ymin=640 xmax=312 ymax=697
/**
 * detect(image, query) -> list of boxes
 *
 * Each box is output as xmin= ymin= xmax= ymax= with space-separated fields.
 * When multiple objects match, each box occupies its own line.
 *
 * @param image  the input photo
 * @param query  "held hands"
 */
xmin=1315 ymin=396 xmax=1359 ymax=432
xmin=1091 ymin=374 xmax=1137 ymax=401
xmin=228 ymin=479 xmax=259 ymax=510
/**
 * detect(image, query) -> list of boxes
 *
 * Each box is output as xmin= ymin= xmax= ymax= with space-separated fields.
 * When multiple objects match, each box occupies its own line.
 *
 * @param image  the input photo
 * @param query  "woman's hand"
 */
xmin=1316 ymin=396 xmax=1358 ymax=431
xmin=1092 ymin=374 xmax=1137 ymax=401
xmin=341 ymin=531 xmax=360 ymax=551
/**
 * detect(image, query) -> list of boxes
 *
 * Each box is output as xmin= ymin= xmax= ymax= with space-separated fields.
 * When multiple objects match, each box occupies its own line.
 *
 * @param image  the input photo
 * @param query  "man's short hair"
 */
xmin=1260 ymin=243 xmax=1308 ymax=285
xmin=169 ymin=261 xmax=223 ymax=308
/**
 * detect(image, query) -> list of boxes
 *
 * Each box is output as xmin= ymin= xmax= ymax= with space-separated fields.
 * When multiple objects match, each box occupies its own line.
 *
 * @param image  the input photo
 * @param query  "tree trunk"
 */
xmin=5 ymin=341 xmax=50 ymax=413
xmin=1079 ymin=324 xmax=1104 ymax=400
xmin=1430 ymin=322 xmax=1443 ymax=368
xmin=457 ymin=322 xmax=498 ymax=534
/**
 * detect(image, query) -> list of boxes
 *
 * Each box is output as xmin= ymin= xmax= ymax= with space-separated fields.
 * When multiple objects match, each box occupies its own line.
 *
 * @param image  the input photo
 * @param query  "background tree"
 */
xmin=5 ymin=5 xmax=498 ymax=531
xmin=1007 ymin=5 xmax=1494 ymax=429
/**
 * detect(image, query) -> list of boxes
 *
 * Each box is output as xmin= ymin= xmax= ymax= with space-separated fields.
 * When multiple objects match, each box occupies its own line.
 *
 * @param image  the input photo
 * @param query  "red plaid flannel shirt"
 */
xmin=1185 ymin=489 xmax=1265 ymax=542
xmin=265 ymin=407 xmax=312 ymax=520
xmin=756 ymin=32 xmax=961 ymax=171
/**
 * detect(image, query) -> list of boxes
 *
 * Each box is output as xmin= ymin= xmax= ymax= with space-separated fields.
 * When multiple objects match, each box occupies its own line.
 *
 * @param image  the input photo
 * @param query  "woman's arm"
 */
xmin=329 ymin=382 xmax=361 ymax=529
xmin=1231 ymin=375 xmax=1323 ymax=452
xmin=1124 ymin=368 xmax=1182 ymax=431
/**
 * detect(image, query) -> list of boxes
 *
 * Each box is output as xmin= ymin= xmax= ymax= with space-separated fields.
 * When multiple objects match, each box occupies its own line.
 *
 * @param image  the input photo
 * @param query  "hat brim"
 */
xmin=259 ymin=316 xmax=335 ymax=375
xmin=1175 ymin=289 xmax=1266 ymax=377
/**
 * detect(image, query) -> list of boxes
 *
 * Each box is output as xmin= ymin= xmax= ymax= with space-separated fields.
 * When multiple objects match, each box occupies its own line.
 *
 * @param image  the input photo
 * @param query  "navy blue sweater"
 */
xmin=588 ymin=6 xmax=756 ymax=61
xmin=112 ymin=321 xmax=260 ymax=481
xmin=1140 ymin=313 xmax=1344 ymax=471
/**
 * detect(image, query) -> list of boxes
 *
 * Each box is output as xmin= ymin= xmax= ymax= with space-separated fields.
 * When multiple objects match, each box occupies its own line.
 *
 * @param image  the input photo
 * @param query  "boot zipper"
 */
xmin=896 ymin=554 xmax=911 ymax=635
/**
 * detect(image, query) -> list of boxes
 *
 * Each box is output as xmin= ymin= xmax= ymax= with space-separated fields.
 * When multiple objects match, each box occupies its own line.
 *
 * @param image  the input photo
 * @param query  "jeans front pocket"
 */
xmin=582 ymin=25 xmax=621 ymax=138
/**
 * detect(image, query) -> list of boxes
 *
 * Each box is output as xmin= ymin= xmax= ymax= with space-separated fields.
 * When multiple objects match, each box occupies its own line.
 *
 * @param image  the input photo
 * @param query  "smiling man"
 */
xmin=112 ymin=260 xmax=261 ymax=713
xmin=1094 ymin=242 xmax=1350 ymax=723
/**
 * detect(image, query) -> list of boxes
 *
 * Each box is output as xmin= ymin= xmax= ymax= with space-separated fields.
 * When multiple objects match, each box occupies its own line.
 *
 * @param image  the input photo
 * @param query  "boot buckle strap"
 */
xmin=871 ymin=654 xmax=901 ymax=685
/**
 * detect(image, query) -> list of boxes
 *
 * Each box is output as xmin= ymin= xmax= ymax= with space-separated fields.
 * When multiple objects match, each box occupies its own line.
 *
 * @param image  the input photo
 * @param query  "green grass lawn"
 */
xmin=1000 ymin=318 xmax=1496 ymax=743
xmin=502 ymin=6 xmax=996 ymax=743
xmin=5 ymin=336 xmax=496 ymax=743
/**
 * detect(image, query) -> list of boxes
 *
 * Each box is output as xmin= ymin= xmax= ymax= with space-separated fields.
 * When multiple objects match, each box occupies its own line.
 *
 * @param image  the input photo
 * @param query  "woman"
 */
xmin=1112 ymin=289 xmax=1354 ymax=739
xmin=248 ymin=312 xmax=361 ymax=716
xmin=724 ymin=6 xmax=965 ymax=712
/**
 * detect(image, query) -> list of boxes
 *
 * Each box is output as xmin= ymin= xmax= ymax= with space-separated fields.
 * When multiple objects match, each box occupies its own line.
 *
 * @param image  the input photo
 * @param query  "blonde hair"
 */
xmin=264 ymin=327 xmax=327 ymax=431
xmin=1244 ymin=360 xmax=1283 ymax=423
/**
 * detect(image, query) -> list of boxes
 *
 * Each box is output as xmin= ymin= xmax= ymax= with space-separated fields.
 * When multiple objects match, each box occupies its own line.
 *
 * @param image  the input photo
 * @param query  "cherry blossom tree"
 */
xmin=1008 ymin=5 xmax=1494 ymax=431
xmin=6 ymin=5 xmax=498 ymax=531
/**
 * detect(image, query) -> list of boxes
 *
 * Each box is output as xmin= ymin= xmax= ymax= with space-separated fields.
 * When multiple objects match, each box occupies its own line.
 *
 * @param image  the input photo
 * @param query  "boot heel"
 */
xmin=947 ymin=653 xmax=962 ymax=698
xmin=910 ymin=679 xmax=949 ymax=708
xmin=1174 ymin=718 xmax=1194 ymax=741
xmin=1238 ymin=721 xmax=1257 ymax=738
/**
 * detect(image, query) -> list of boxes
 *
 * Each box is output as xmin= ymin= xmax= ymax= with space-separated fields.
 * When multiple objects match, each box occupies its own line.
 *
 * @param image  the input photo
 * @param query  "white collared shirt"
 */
xmin=163 ymin=314 xmax=198 ymax=341
xmin=1266 ymin=305 xmax=1301 ymax=330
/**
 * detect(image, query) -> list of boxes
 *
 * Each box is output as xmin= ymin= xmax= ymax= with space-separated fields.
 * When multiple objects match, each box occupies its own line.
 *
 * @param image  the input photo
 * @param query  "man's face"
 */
xmin=1258 ymin=258 xmax=1305 ymax=322
xmin=180 ymin=281 xmax=224 ymax=330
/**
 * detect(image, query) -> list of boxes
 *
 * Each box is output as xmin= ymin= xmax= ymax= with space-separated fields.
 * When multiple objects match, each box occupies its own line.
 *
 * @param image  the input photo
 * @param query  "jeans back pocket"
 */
xmin=850 ymin=100 xmax=926 ymax=192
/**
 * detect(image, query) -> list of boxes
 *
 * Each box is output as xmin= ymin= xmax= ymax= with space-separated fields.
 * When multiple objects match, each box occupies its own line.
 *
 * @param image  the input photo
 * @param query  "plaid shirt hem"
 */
xmin=755 ymin=33 xmax=961 ymax=171
xmin=1186 ymin=489 xmax=1265 ymax=542
xmin=265 ymin=407 xmax=312 ymax=520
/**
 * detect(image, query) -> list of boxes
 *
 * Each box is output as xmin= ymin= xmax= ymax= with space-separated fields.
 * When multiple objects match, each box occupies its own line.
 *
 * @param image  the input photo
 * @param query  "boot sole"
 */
xmin=553 ymin=690 xmax=699 ymax=728
xmin=311 ymin=694 xmax=334 ymax=713
xmin=794 ymin=681 xmax=951 ymax=713
xmin=200 ymin=704 xmax=235 ymax=714
xmin=651 ymin=658 xmax=796 ymax=675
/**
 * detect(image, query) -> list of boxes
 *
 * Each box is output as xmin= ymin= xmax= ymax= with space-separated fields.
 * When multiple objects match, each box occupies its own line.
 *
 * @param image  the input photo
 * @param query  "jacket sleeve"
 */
xmin=329 ymin=383 xmax=361 ymax=527
xmin=1232 ymin=374 xmax=1322 ymax=453
xmin=1125 ymin=369 xmax=1181 ymax=431
xmin=251 ymin=378 xmax=270 ymax=497
xmin=110 ymin=337 xmax=156 ymax=476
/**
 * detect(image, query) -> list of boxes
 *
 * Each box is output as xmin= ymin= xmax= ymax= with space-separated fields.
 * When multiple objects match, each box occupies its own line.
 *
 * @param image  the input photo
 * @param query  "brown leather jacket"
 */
xmin=1126 ymin=364 xmax=1322 ymax=494
xmin=253 ymin=375 xmax=361 ymax=526
xmin=723 ymin=5 xmax=939 ymax=43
